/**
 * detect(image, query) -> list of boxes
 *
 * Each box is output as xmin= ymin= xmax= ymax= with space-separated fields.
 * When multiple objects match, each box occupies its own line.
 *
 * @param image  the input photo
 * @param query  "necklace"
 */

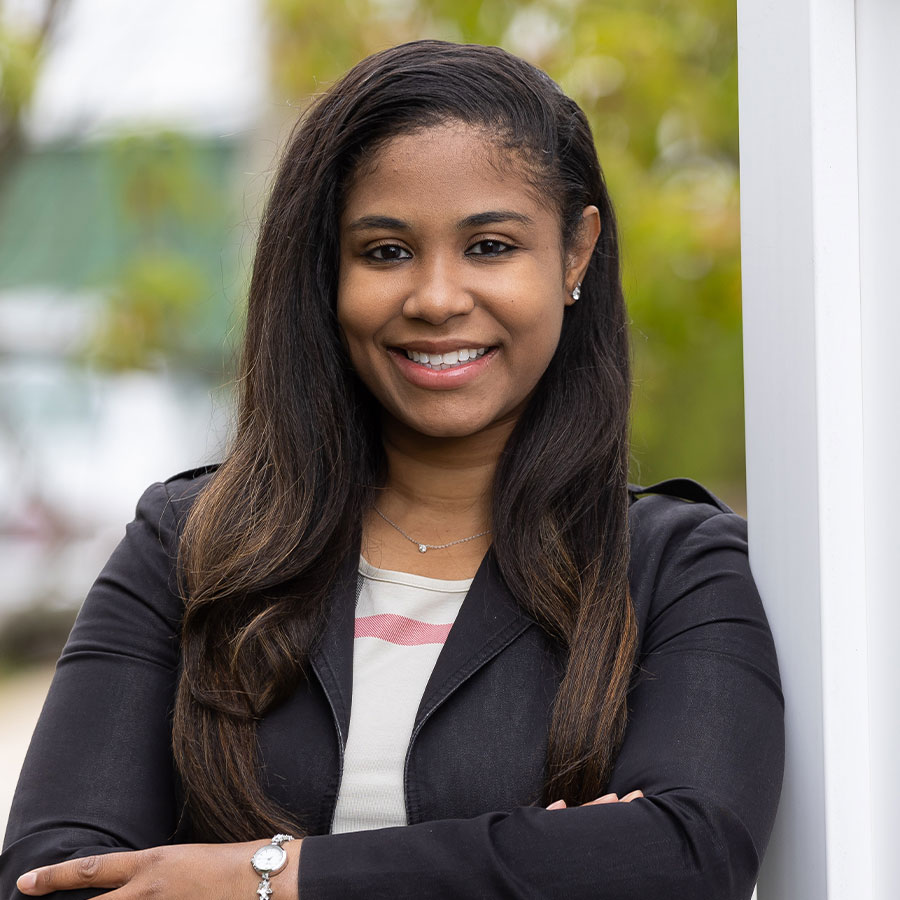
xmin=373 ymin=506 xmax=491 ymax=553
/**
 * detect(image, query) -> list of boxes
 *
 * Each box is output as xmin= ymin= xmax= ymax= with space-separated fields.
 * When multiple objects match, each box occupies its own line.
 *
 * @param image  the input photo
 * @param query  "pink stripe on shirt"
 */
xmin=354 ymin=613 xmax=453 ymax=646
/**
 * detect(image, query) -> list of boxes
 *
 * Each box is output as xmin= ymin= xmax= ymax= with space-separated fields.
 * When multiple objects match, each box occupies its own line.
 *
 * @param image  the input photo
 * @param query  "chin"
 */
xmin=384 ymin=404 xmax=498 ymax=440
xmin=384 ymin=397 xmax=525 ymax=442
xmin=404 ymin=418 xmax=489 ymax=439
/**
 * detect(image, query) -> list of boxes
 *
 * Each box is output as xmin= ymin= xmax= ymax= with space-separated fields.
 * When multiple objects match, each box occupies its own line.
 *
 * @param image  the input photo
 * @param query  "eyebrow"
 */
xmin=347 ymin=215 xmax=409 ymax=232
xmin=346 ymin=210 xmax=535 ymax=232
xmin=456 ymin=210 xmax=535 ymax=230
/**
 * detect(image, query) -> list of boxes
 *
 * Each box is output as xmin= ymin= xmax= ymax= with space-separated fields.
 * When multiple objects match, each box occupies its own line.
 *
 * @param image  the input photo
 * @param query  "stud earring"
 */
xmin=571 ymin=282 xmax=582 ymax=301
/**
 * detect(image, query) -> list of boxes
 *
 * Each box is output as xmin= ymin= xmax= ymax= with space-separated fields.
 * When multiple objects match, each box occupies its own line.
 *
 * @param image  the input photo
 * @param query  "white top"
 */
xmin=330 ymin=556 xmax=472 ymax=834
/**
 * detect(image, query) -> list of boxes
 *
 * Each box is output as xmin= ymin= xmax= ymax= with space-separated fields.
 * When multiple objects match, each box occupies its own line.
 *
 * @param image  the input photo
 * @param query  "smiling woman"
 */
xmin=0 ymin=40 xmax=783 ymax=900
xmin=337 ymin=123 xmax=598 ymax=447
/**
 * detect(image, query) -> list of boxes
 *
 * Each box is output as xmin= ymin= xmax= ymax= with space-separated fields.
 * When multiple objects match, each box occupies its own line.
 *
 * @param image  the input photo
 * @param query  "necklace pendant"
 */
xmin=418 ymin=543 xmax=427 ymax=553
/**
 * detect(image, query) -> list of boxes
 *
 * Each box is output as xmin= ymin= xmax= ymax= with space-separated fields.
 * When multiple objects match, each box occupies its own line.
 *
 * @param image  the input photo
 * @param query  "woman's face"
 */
xmin=337 ymin=122 xmax=599 ymax=440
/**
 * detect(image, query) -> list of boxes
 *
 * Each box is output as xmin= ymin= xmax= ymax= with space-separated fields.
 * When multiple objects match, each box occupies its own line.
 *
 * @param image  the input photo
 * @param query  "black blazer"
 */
xmin=1 ymin=469 xmax=784 ymax=900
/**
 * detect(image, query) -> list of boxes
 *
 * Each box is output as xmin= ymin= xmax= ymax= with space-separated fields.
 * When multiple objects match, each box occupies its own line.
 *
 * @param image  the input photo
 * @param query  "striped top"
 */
xmin=330 ymin=555 xmax=473 ymax=834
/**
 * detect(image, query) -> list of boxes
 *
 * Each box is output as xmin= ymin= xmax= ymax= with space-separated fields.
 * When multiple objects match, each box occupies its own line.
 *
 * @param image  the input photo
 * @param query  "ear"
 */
xmin=564 ymin=205 xmax=602 ymax=305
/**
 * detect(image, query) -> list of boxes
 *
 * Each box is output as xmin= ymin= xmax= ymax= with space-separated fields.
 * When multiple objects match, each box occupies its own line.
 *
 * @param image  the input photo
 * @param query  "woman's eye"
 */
xmin=367 ymin=244 xmax=412 ymax=261
xmin=467 ymin=239 xmax=514 ymax=256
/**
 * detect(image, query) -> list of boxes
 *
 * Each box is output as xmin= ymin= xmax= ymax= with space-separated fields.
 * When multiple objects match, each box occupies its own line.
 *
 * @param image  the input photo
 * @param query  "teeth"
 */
xmin=405 ymin=347 xmax=489 ymax=369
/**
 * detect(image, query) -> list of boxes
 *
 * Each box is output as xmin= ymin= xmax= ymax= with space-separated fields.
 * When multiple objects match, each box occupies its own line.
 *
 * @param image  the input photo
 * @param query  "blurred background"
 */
xmin=0 ymin=0 xmax=745 ymax=826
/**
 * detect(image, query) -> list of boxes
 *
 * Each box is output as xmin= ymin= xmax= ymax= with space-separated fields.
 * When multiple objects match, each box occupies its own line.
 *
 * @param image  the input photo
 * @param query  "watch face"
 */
xmin=252 ymin=844 xmax=287 ymax=875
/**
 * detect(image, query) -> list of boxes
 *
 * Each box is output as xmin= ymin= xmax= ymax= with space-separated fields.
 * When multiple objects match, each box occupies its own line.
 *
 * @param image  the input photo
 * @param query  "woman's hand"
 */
xmin=546 ymin=790 xmax=643 ymax=810
xmin=15 ymin=840 xmax=301 ymax=900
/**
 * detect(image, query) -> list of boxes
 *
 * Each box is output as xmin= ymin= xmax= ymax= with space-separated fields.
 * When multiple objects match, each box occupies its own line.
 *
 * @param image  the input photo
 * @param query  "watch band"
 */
xmin=251 ymin=834 xmax=295 ymax=900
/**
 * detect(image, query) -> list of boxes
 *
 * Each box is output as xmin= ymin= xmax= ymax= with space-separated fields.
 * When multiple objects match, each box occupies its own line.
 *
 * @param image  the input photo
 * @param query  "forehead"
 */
xmin=341 ymin=123 xmax=556 ymax=226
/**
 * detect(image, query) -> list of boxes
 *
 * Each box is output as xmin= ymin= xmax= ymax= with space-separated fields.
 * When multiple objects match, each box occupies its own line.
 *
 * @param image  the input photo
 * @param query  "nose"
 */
xmin=401 ymin=254 xmax=475 ymax=324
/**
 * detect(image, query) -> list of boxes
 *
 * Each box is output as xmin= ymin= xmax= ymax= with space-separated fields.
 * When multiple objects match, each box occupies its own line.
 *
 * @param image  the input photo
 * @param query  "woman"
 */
xmin=1 ymin=41 xmax=783 ymax=899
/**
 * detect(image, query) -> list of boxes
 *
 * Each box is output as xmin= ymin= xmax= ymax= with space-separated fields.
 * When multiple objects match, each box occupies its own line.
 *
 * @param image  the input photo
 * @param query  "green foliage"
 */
xmin=265 ymin=0 xmax=746 ymax=506
xmin=87 ymin=132 xmax=232 ymax=372
xmin=83 ymin=253 xmax=211 ymax=370
xmin=107 ymin=131 xmax=223 ymax=227
xmin=0 ymin=21 xmax=43 ymax=122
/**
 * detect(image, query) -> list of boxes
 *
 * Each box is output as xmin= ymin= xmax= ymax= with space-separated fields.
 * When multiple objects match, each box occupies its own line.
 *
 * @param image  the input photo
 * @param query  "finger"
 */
xmin=582 ymin=793 xmax=619 ymax=806
xmin=621 ymin=790 xmax=644 ymax=803
xmin=546 ymin=799 xmax=567 ymax=810
xmin=17 ymin=852 xmax=137 ymax=895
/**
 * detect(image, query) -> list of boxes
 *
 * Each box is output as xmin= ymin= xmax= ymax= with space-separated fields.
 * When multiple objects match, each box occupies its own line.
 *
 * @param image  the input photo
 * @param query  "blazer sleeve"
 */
xmin=0 ymin=481 xmax=185 ymax=900
xmin=296 ymin=506 xmax=785 ymax=900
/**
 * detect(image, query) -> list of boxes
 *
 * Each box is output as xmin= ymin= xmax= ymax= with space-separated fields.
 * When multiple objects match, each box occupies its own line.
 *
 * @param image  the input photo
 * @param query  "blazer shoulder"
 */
xmin=164 ymin=463 xmax=220 ymax=494
xmin=159 ymin=463 xmax=220 ymax=524
xmin=627 ymin=478 xmax=740 ymax=541
xmin=628 ymin=477 xmax=733 ymax=513
xmin=627 ymin=478 xmax=750 ymax=622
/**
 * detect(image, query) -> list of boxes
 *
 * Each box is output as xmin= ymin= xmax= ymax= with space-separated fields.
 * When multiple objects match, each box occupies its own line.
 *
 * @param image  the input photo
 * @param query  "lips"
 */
xmin=404 ymin=347 xmax=488 ymax=370
xmin=388 ymin=345 xmax=498 ymax=390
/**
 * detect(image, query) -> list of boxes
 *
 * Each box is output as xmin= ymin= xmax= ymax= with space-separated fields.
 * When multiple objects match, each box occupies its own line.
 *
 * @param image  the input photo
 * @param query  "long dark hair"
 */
xmin=174 ymin=40 xmax=635 ymax=840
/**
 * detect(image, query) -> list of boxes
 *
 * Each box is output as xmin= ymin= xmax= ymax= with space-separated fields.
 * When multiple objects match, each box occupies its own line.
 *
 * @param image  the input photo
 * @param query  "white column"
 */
xmin=856 ymin=1 xmax=900 ymax=897
xmin=736 ymin=0 xmax=886 ymax=896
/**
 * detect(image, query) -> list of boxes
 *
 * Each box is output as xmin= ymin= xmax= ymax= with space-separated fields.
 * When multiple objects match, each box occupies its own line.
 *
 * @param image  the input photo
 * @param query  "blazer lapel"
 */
xmin=413 ymin=547 xmax=535 ymax=732
xmin=308 ymin=543 xmax=536 ymax=754
xmin=309 ymin=545 xmax=359 ymax=751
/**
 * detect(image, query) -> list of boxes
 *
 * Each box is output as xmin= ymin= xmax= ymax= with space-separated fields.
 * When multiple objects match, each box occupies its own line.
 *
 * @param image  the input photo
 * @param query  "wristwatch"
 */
xmin=251 ymin=834 xmax=295 ymax=900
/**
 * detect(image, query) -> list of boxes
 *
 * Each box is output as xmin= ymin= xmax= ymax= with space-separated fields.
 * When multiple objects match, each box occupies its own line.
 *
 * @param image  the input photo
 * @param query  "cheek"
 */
xmin=532 ymin=315 xmax=566 ymax=372
xmin=336 ymin=258 xmax=403 ymax=337
xmin=509 ymin=301 xmax=567 ymax=387
xmin=337 ymin=271 xmax=380 ymax=349
xmin=509 ymin=292 xmax=566 ymax=351
xmin=336 ymin=288 xmax=396 ymax=403
xmin=337 ymin=296 xmax=372 ymax=345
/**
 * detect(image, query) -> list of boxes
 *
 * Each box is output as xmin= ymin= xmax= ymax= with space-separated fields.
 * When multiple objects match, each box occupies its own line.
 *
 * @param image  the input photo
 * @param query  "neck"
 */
xmin=378 ymin=414 xmax=517 ymax=525
xmin=361 ymin=413 xmax=515 ymax=577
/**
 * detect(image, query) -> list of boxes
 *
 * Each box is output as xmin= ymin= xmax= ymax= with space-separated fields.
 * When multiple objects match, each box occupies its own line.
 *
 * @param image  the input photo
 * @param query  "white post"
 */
xmin=856 ymin=1 xmax=900 ymax=897
xmin=736 ymin=0 xmax=891 ymax=896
